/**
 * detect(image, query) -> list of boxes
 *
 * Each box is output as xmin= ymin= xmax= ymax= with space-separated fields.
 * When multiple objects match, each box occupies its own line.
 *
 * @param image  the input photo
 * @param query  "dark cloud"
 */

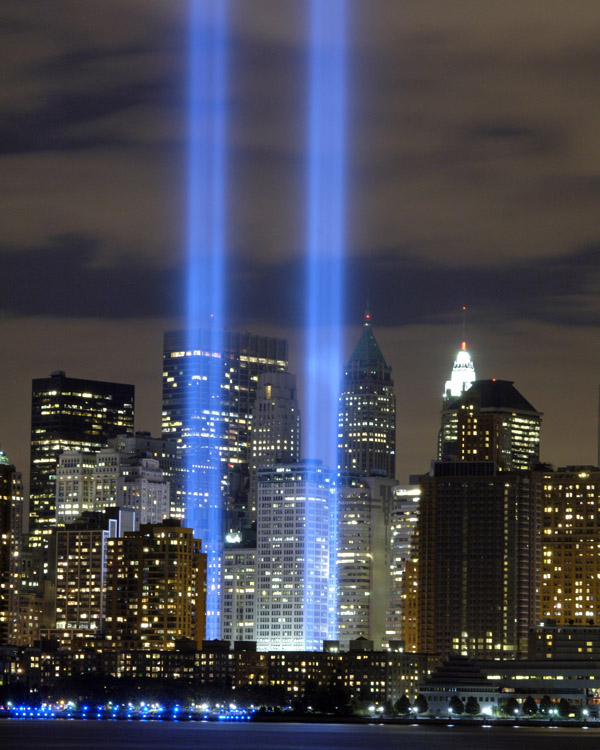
xmin=6 ymin=232 xmax=599 ymax=335
xmin=2 ymin=1 xmax=600 ymax=481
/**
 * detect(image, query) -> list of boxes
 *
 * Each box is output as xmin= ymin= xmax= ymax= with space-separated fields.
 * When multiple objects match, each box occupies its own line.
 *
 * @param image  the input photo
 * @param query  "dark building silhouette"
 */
xmin=439 ymin=379 xmax=542 ymax=471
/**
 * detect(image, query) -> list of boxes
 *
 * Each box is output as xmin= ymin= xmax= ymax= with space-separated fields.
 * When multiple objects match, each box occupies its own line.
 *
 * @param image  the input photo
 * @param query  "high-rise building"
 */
xmin=337 ymin=310 xmax=396 ymax=479
xmin=256 ymin=462 xmax=335 ymax=651
xmin=105 ymin=519 xmax=206 ymax=650
xmin=337 ymin=476 xmax=396 ymax=650
xmin=249 ymin=371 xmax=301 ymax=522
xmin=110 ymin=432 xmax=184 ymax=519
xmin=162 ymin=330 xmax=288 ymax=534
xmin=162 ymin=330 xmax=287 ymax=638
xmin=56 ymin=448 xmax=170 ymax=529
xmin=55 ymin=509 xmax=134 ymax=634
xmin=385 ymin=482 xmax=420 ymax=647
xmin=221 ymin=546 xmax=256 ymax=645
xmin=407 ymin=461 xmax=542 ymax=659
xmin=439 ymin=379 xmax=542 ymax=471
xmin=540 ymin=466 xmax=600 ymax=625
xmin=0 ymin=451 xmax=23 ymax=645
xmin=251 ymin=371 xmax=301 ymax=470
xmin=28 ymin=371 xmax=134 ymax=549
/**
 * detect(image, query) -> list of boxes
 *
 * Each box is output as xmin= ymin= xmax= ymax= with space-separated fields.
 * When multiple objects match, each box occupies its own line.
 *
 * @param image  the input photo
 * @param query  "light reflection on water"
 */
xmin=1 ymin=721 xmax=599 ymax=750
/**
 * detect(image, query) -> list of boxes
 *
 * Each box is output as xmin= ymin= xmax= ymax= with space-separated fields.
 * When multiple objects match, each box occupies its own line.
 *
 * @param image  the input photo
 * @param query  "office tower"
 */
xmin=251 ymin=371 xmax=301 ymax=469
xmin=407 ymin=462 xmax=542 ymax=659
xmin=55 ymin=509 xmax=134 ymax=633
xmin=337 ymin=310 xmax=396 ymax=479
xmin=28 ymin=371 xmax=134 ymax=549
xmin=541 ymin=466 xmax=600 ymax=625
xmin=0 ymin=451 xmax=23 ymax=645
xmin=56 ymin=448 xmax=170 ymax=529
xmin=221 ymin=546 xmax=256 ymax=645
xmin=256 ymin=462 xmax=335 ymax=651
xmin=439 ymin=379 xmax=542 ymax=470
xmin=249 ymin=371 xmax=301 ymax=519
xmin=55 ymin=452 xmax=96 ymax=524
xmin=110 ymin=432 xmax=184 ymax=519
xmin=162 ymin=330 xmax=287 ymax=638
xmin=105 ymin=519 xmax=206 ymax=650
xmin=162 ymin=330 xmax=288 ymax=534
xmin=336 ymin=475 xmax=396 ymax=650
xmin=385 ymin=482 xmax=420 ymax=646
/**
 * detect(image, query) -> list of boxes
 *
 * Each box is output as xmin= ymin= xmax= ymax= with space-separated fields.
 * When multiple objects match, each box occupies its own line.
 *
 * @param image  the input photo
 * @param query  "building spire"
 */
xmin=364 ymin=292 xmax=371 ymax=325
xmin=443 ymin=307 xmax=476 ymax=402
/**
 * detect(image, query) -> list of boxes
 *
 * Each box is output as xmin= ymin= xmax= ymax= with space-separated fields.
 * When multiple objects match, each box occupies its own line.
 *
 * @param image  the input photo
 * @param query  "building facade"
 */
xmin=408 ymin=462 xmax=542 ymax=659
xmin=541 ymin=466 xmax=600 ymax=625
xmin=29 ymin=371 xmax=134 ymax=550
xmin=439 ymin=379 xmax=542 ymax=471
xmin=56 ymin=448 xmax=170 ymax=529
xmin=337 ymin=476 xmax=396 ymax=650
xmin=256 ymin=463 xmax=335 ymax=651
xmin=385 ymin=482 xmax=420 ymax=646
xmin=221 ymin=546 xmax=256 ymax=645
xmin=0 ymin=453 xmax=23 ymax=645
xmin=105 ymin=520 xmax=206 ymax=650
xmin=54 ymin=509 xmax=135 ymax=634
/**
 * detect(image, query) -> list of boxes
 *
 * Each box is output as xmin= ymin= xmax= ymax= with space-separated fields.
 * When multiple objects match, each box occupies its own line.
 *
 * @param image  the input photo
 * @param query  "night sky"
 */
xmin=2 ymin=1 xmax=600 ymax=489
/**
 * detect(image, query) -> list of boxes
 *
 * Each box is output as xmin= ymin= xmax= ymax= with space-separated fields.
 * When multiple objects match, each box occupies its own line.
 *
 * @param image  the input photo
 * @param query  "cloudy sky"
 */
xmin=2 ymin=0 xmax=600 ymax=486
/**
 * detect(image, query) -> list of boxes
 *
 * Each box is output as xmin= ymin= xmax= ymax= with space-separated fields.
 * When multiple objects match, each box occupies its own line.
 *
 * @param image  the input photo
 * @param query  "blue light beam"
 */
xmin=305 ymin=0 xmax=347 ymax=643
xmin=186 ymin=0 xmax=228 ymax=639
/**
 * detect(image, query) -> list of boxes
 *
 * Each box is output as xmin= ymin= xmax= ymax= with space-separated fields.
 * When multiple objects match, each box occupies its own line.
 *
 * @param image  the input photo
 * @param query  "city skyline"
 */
xmin=2 ymin=2 xmax=600 ymax=485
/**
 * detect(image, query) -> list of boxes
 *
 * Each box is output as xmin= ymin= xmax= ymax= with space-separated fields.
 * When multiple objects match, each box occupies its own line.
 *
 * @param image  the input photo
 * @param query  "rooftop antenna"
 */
xmin=461 ymin=305 xmax=467 ymax=350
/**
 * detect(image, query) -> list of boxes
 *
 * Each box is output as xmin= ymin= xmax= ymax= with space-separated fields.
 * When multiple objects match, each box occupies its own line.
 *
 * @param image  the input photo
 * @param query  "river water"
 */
xmin=0 ymin=720 xmax=594 ymax=749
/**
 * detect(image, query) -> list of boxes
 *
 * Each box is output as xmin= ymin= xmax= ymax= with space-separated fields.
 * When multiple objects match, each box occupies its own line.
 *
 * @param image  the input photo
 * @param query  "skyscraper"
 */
xmin=54 ymin=509 xmax=134 ymax=635
xmin=439 ymin=379 xmax=542 ymax=470
xmin=28 ymin=371 xmax=135 ymax=549
xmin=162 ymin=330 xmax=287 ymax=637
xmin=256 ymin=462 xmax=335 ymax=651
xmin=541 ymin=466 xmax=600 ymax=625
xmin=251 ymin=371 xmax=301 ymax=470
xmin=385 ymin=482 xmax=420 ymax=647
xmin=337 ymin=475 xmax=395 ymax=649
xmin=408 ymin=462 xmax=542 ymax=659
xmin=0 ymin=451 xmax=23 ymax=645
xmin=105 ymin=519 xmax=206 ymax=650
xmin=337 ymin=310 xmax=396 ymax=479
xmin=162 ymin=330 xmax=288 ymax=535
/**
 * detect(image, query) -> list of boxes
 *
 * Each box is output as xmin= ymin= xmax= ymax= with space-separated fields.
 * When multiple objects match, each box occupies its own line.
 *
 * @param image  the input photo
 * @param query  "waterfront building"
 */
xmin=54 ymin=509 xmax=134 ymax=633
xmin=105 ymin=520 xmax=206 ymax=650
xmin=408 ymin=461 xmax=542 ymax=659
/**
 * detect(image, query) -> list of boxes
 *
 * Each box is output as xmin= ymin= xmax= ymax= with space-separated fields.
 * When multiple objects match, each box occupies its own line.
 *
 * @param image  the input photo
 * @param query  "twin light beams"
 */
xmin=186 ymin=0 xmax=347 ymax=638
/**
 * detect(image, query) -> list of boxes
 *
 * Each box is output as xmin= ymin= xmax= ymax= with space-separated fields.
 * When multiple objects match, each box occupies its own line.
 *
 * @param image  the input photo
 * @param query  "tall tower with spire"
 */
xmin=337 ymin=306 xmax=396 ymax=479
xmin=443 ymin=307 xmax=476 ymax=404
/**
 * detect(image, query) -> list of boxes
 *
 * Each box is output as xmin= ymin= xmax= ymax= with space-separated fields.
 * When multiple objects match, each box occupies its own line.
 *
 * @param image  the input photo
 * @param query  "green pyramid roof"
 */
xmin=346 ymin=323 xmax=390 ymax=370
